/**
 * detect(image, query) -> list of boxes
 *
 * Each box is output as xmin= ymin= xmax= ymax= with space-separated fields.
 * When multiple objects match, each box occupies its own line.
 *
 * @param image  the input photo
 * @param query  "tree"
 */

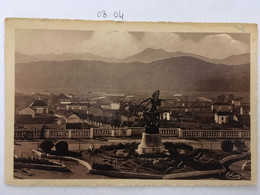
xmin=229 ymin=94 xmax=234 ymax=101
xmin=47 ymin=94 xmax=59 ymax=111
xmin=88 ymin=114 xmax=93 ymax=121
xmin=40 ymin=125 xmax=45 ymax=139
xmin=110 ymin=118 xmax=121 ymax=127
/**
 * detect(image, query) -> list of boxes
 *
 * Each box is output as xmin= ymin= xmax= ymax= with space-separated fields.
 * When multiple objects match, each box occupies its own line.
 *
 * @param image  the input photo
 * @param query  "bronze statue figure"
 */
xmin=138 ymin=90 xmax=163 ymax=134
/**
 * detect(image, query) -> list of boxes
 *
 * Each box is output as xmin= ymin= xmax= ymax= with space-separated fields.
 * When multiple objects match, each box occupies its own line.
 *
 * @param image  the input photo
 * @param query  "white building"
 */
xmin=232 ymin=100 xmax=241 ymax=107
xmin=30 ymin=100 xmax=48 ymax=114
xmin=214 ymin=111 xmax=231 ymax=124
xmin=66 ymin=113 xmax=83 ymax=123
xmin=161 ymin=112 xmax=171 ymax=121
xmin=18 ymin=107 xmax=36 ymax=118
xmin=111 ymin=103 xmax=120 ymax=110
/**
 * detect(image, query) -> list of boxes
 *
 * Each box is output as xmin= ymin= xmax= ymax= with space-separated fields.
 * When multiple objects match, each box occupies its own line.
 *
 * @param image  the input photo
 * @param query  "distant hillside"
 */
xmin=123 ymin=48 xmax=250 ymax=65
xmin=15 ymin=52 xmax=117 ymax=64
xmin=123 ymin=48 xmax=178 ymax=63
xmin=16 ymin=49 xmax=250 ymax=66
xmin=15 ymin=56 xmax=250 ymax=92
xmin=215 ymin=53 xmax=250 ymax=66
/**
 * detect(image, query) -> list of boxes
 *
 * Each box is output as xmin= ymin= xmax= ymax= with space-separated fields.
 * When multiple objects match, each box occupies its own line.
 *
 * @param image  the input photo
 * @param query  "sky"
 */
xmin=15 ymin=29 xmax=250 ymax=59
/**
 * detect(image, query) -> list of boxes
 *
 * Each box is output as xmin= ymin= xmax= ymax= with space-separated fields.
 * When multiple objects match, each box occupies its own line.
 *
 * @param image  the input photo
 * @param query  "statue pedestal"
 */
xmin=136 ymin=133 xmax=165 ymax=155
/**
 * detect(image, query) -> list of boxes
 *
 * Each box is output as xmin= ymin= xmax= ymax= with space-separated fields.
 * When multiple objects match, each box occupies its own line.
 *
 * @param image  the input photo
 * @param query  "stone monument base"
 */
xmin=136 ymin=133 xmax=165 ymax=155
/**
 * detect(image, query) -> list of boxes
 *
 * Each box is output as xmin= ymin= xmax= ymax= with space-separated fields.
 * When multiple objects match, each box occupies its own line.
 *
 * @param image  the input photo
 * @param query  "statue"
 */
xmin=138 ymin=90 xmax=163 ymax=134
xmin=136 ymin=90 xmax=166 ymax=154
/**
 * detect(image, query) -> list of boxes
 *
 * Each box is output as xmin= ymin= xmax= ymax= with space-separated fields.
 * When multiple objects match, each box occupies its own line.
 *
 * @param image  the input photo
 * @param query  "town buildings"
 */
xmin=15 ymin=93 xmax=250 ymax=138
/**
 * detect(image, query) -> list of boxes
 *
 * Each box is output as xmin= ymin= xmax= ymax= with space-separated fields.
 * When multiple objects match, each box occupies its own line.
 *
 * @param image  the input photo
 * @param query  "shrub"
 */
xmin=164 ymin=142 xmax=178 ymax=155
xmin=117 ymin=143 xmax=125 ymax=150
xmin=14 ymin=157 xmax=58 ymax=165
xmin=197 ymin=159 xmax=223 ymax=170
xmin=175 ymin=143 xmax=193 ymax=151
xmin=92 ymin=163 xmax=115 ymax=171
xmin=233 ymin=139 xmax=246 ymax=152
xmin=144 ymin=162 xmax=169 ymax=173
xmin=55 ymin=141 xmax=69 ymax=155
xmin=221 ymin=140 xmax=233 ymax=152
xmin=124 ymin=142 xmax=138 ymax=154
xmin=164 ymin=142 xmax=193 ymax=156
xmin=164 ymin=142 xmax=175 ymax=149
xmin=106 ymin=144 xmax=117 ymax=151
xmin=39 ymin=140 xmax=54 ymax=153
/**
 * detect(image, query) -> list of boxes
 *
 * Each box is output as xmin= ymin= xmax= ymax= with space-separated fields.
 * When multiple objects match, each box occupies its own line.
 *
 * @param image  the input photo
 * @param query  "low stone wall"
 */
xmin=89 ymin=169 xmax=162 ymax=179
xmin=220 ymin=153 xmax=250 ymax=170
xmin=164 ymin=168 xmax=226 ymax=179
xmin=89 ymin=168 xmax=228 ymax=180
xmin=14 ymin=162 xmax=68 ymax=172
xmin=32 ymin=150 xmax=92 ymax=170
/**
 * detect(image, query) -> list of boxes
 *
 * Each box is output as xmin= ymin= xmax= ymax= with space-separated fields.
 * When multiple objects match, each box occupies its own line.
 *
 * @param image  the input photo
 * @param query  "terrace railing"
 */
xmin=14 ymin=128 xmax=250 ymax=140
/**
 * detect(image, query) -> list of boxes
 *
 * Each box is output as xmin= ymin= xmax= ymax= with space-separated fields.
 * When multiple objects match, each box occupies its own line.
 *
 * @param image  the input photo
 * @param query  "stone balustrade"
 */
xmin=45 ymin=130 xmax=69 ymax=139
xmin=70 ymin=130 xmax=90 ymax=138
xmin=14 ymin=128 xmax=250 ymax=140
xmin=15 ymin=129 xmax=41 ymax=139
xmin=178 ymin=129 xmax=250 ymax=139
xmin=159 ymin=128 xmax=180 ymax=137
xmin=91 ymin=128 xmax=112 ymax=137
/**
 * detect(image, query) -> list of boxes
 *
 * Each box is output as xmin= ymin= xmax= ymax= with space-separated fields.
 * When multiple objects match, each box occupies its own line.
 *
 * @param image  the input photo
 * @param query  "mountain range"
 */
xmin=15 ymin=54 xmax=250 ymax=92
xmin=123 ymin=48 xmax=250 ymax=65
xmin=16 ymin=48 xmax=250 ymax=66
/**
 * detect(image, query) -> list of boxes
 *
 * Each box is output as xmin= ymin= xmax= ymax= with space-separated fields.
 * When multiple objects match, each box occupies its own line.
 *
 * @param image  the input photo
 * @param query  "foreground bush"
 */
xmin=98 ymin=142 xmax=138 ymax=154
xmin=92 ymin=163 xmax=116 ymax=171
xmin=164 ymin=142 xmax=193 ymax=155
xmin=14 ymin=157 xmax=57 ymax=165
xmin=221 ymin=140 xmax=233 ymax=152
xmin=233 ymin=139 xmax=246 ymax=152
xmin=55 ymin=141 xmax=69 ymax=155
xmin=39 ymin=140 xmax=54 ymax=153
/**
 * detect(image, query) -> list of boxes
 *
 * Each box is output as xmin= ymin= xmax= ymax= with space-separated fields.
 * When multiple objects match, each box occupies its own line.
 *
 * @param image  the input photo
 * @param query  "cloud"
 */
xmin=195 ymin=34 xmax=249 ymax=59
xmin=79 ymin=31 xmax=143 ymax=58
xmin=15 ymin=29 xmax=93 ymax=55
xmin=140 ymin=33 xmax=249 ymax=59
xmin=16 ymin=29 xmax=249 ymax=59
xmin=142 ymin=32 xmax=183 ymax=52
xmin=144 ymin=33 xmax=249 ymax=59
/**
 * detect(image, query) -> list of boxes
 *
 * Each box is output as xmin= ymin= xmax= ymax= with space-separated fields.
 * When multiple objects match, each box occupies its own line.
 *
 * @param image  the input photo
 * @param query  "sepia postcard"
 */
xmin=5 ymin=18 xmax=258 ymax=186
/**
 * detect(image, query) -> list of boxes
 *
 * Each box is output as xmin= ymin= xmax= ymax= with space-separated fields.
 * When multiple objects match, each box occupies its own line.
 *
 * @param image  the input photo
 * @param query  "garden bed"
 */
xmin=81 ymin=141 xmax=242 ymax=177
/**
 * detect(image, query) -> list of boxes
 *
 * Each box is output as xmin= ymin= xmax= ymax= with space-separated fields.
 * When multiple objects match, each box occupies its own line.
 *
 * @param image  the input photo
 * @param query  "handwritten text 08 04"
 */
xmin=97 ymin=10 xmax=124 ymax=20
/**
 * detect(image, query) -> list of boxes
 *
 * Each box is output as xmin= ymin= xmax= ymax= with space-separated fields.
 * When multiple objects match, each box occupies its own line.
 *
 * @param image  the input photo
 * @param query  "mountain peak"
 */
xmin=124 ymin=48 xmax=173 ymax=63
xmin=141 ymin=48 xmax=168 ymax=53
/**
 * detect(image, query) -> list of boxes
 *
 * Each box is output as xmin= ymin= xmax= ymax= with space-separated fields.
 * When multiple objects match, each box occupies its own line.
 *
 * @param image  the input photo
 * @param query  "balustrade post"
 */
xmin=199 ymin=131 xmax=202 ymax=138
xmin=111 ymin=129 xmax=115 ymax=137
xmin=238 ymin=131 xmax=242 ymax=138
xmin=219 ymin=131 xmax=223 ymax=139
xmin=90 ymin=128 xmax=94 ymax=139
xmin=68 ymin=130 xmax=72 ymax=139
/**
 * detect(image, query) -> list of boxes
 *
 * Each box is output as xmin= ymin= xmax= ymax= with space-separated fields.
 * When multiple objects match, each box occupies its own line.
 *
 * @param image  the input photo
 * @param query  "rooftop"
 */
xmin=15 ymin=115 xmax=56 ymax=124
xmin=212 ymin=102 xmax=231 ymax=106
xmin=30 ymin=100 xmax=48 ymax=107
xmin=216 ymin=111 xmax=232 ymax=116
